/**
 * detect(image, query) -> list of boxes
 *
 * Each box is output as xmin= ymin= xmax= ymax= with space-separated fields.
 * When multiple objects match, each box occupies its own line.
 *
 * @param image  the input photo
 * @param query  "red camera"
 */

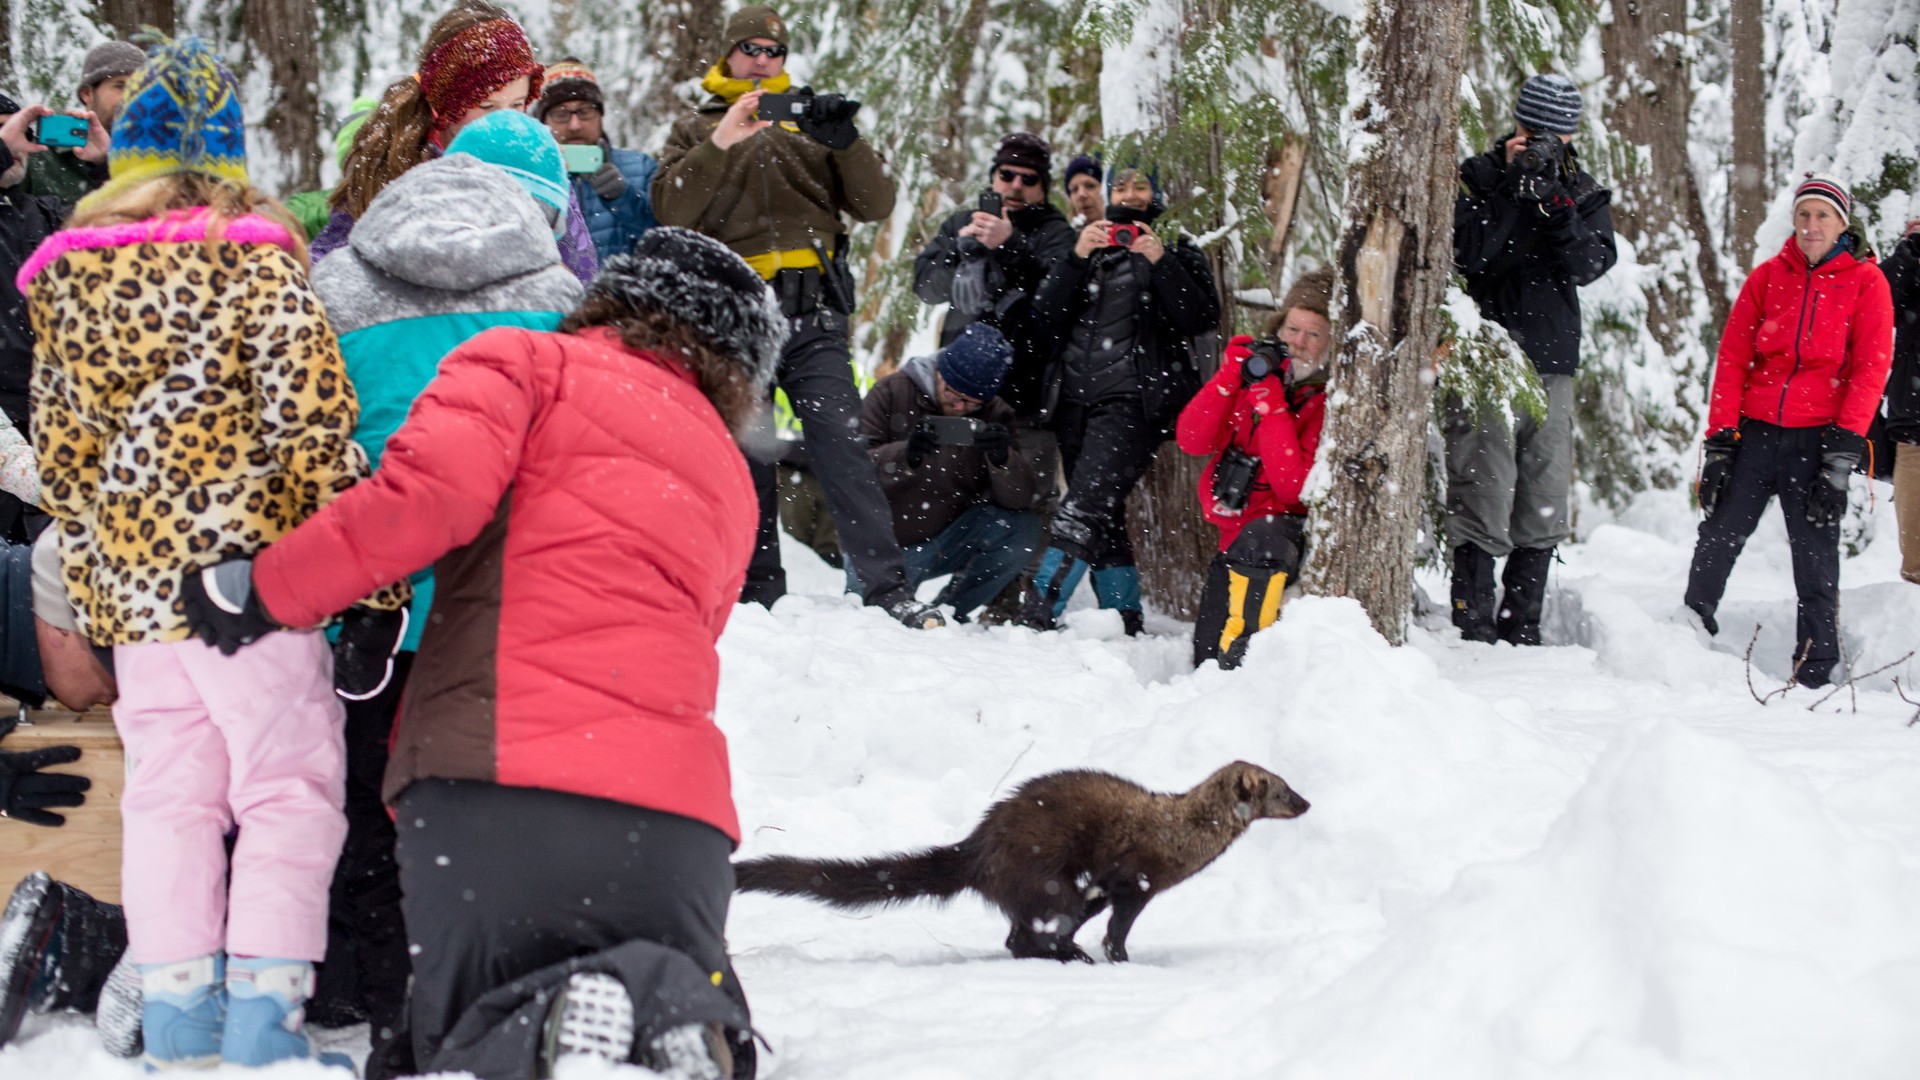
xmin=1108 ymin=223 xmax=1142 ymax=248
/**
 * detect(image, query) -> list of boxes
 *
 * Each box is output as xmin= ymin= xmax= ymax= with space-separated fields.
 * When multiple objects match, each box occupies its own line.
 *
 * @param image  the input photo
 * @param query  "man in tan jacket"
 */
xmin=655 ymin=6 xmax=940 ymax=628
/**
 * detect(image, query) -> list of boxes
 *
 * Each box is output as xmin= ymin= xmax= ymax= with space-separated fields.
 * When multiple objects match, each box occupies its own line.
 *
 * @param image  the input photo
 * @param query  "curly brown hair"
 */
xmin=560 ymin=297 xmax=765 ymax=434
xmin=330 ymin=0 xmax=519 ymax=221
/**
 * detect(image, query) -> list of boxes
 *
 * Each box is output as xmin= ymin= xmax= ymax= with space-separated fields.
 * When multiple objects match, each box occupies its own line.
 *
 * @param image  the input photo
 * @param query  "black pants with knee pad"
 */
xmin=1192 ymin=515 xmax=1306 ymax=668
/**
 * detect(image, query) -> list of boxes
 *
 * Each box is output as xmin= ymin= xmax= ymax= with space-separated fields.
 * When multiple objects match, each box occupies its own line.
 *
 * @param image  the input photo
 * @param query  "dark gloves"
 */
xmin=905 ymin=426 xmax=938 ymax=469
xmin=974 ymin=422 xmax=1012 ymax=467
xmin=0 ymin=718 xmax=90 ymax=827
xmin=333 ymin=606 xmax=408 ymax=702
xmin=181 ymin=558 xmax=283 ymax=656
xmin=799 ymin=93 xmax=861 ymax=151
xmin=1807 ymin=424 xmax=1865 ymax=527
xmin=587 ymin=159 xmax=628 ymax=201
xmin=1697 ymin=428 xmax=1740 ymax=517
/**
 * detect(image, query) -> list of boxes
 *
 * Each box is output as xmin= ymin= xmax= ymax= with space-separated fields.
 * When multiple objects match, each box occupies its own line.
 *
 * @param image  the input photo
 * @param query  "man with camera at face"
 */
xmin=1448 ymin=73 xmax=1617 ymax=646
xmin=1176 ymin=269 xmax=1331 ymax=669
xmin=654 ymin=6 xmax=943 ymax=629
xmin=859 ymin=323 xmax=1041 ymax=620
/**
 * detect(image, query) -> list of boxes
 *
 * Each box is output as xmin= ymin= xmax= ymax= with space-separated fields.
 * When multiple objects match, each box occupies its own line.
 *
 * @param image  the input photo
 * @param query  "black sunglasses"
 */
xmin=996 ymin=168 xmax=1042 ymax=187
xmin=737 ymin=41 xmax=787 ymax=59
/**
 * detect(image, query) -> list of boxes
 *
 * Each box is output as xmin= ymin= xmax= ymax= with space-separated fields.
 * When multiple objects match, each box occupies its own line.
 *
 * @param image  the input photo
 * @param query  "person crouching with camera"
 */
xmin=860 ymin=323 xmax=1041 ymax=620
xmin=1176 ymin=270 xmax=1332 ymax=669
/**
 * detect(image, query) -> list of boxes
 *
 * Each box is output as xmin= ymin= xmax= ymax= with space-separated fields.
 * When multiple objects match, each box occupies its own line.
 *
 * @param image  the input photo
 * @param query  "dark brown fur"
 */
xmin=733 ymin=761 xmax=1309 ymax=963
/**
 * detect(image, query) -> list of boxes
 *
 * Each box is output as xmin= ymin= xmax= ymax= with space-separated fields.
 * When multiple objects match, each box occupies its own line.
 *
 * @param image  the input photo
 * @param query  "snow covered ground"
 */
xmin=10 ymin=482 xmax=1920 ymax=1079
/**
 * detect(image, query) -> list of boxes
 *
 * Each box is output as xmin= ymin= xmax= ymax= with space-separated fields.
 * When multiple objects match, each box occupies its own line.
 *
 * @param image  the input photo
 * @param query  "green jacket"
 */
xmin=22 ymin=149 xmax=104 ymax=204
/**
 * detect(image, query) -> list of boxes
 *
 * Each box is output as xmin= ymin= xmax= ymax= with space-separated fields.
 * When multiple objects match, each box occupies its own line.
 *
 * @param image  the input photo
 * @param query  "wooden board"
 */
xmin=0 ymin=708 xmax=123 ymax=903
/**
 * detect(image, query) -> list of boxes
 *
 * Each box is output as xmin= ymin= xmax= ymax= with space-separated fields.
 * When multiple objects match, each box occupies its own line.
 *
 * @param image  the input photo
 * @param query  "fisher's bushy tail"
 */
xmin=733 ymin=836 xmax=980 ymax=909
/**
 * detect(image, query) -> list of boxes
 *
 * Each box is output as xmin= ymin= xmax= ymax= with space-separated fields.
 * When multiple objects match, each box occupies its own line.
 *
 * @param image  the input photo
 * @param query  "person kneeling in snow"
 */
xmin=181 ymin=227 xmax=780 ymax=1079
xmin=859 ymin=323 xmax=1042 ymax=620
xmin=1177 ymin=269 xmax=1331 ymax=669
xmin=1683 ymin=174 xmax=1894 ymax=688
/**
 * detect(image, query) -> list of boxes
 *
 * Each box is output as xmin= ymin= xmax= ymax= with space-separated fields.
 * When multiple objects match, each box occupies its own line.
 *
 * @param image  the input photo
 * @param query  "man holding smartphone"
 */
xmin=860 ymin=323 xmax=1040 ymax=620
xmin=24 ymin=41 xmax=142 ymax=203
xmin=536 ymin=58 xmax=658 ymax=263
xmin=655 ymin=6 xmax=941 ymax=628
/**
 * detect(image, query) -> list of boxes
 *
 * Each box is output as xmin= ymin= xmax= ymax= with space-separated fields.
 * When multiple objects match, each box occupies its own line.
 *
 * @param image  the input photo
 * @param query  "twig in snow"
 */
xmin=1895 ymin=678 xmax=1920 ymax=727
xmin=1807 ymin=649 xmax=1916 ymax=713
xmin=1745 ymin=626 xmax=1809 ymax=706
xmin=990 ymin=740 xmax=1036 ymax=801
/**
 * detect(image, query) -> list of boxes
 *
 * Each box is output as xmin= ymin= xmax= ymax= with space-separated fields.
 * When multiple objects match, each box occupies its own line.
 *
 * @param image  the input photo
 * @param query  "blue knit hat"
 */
xmin=1514 ymin=74 xmax=1582 ymax=136
xmin=81 ymin=34 xmax=247 ymax=214
xmin=445 ymin=111 xmax=570 ymax=219
xmin=1063 ymin=153 xmax=1101 ymax=189
xmin=936 ymin=322 xmax=1014 ymax=401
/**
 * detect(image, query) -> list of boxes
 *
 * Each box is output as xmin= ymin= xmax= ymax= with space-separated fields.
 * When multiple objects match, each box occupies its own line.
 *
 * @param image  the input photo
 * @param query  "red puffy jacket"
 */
xmin=253 ymin=326 xmax=758 ymax=843
xmin=1175 ymin=335 xmax=1327 ymax=551
xmin=1707 ymin=235 xmax=1894 ymax=437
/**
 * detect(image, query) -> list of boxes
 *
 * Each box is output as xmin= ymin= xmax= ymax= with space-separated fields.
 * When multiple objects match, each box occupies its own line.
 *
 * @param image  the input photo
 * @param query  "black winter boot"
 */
xmin=1450 ymin=544 xmax=1499 ymax=643
xmin=0 ymin=872 xmax=128 ymax=1048
xmin=1496 ymin=546 xmax=1555 ymax=647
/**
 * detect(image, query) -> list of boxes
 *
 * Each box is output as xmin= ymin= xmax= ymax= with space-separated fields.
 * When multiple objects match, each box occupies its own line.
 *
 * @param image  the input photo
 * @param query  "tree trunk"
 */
xmin=95 ymin=0 xmax=174 ymax=39
xmin=1729 ymin=0 xmax=1765 ymax=272
xmin=929 ymin=0 xmax=991 ymax=195
xmin=1601 ymin=0 xmax=1727 ymax=353
xmin=1300 ymin=0 xmax=1471 ymax=644
xmin=245 ymin=0 xmax=322 ymax=192
xmin=639 ymin=0 xmax=725 ymax=125
xmin=1263 ymin=137 xmax=1307 ymax=287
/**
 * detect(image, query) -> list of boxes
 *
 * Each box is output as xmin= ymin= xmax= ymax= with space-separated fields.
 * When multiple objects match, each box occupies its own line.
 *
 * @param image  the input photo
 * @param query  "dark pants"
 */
xmin=850 ymin=503 xmax=1043 ymax=618
xmin=746 ymin=309 xmax=908 ymax=607
xmin=1193 ymin=515 xmax=1306 ymax=668
xmin=393 ymin=779 xmax=751 ymax=1078
xmin=313 ymin=652 xmax=412 ymax=1036
xmin=1051 ymin=398 xmax=1160 ymax=567
xmin=1684 ymin=420 xmax=1841 ymax=684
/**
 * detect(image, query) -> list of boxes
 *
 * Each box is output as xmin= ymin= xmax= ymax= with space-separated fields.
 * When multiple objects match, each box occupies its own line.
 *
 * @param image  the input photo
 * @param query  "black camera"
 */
xmin=1514 ymin=134 xmax=1565 ymax=177
xmin=977 ymin=191 xmax=1003 ymax=217
xmin=1211 ymin=445 xmax=1261 ymax=514
xmin=1243 ymin=339 xmax=1286 ymax=386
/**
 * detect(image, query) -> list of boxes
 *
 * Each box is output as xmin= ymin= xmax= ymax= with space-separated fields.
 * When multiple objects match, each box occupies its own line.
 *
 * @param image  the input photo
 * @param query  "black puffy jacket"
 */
xmin=1880 ymin=234 xmax=1920 ymax=444
xmin=1454 ymin=138 xmax=1617 ymax=376
xmin=1032 ymin=231 xmax=1219 ymax=433
xmin=1 ymin=145 xmax=70 ymax=435
xmin=913 ymin=199 xmax=1075 ymax=418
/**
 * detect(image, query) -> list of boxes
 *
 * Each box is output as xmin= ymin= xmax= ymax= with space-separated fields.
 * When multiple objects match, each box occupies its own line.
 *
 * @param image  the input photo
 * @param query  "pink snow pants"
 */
xmin=112 ymin=630 xmax=347 ymax=965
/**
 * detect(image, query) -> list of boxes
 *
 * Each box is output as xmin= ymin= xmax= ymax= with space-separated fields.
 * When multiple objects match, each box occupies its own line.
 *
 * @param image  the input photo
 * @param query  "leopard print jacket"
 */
xmin=22 ymin=212 xmax=407 ymax=645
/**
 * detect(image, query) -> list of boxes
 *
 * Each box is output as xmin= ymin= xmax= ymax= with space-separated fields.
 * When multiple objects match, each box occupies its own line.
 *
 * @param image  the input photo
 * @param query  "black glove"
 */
xmin=1697 ymin=428 xmax=1739 ymax=517
xmin=0 ymin=743 xmax=90 ymax=827
xmin=333 ymin=605 xmax=408 ymax=702
xmin=587 ymin=158 xmax=628 ymax=201
xmin=181 ymin=558 xmax=283 ymax=656
xmin=974 ymin=422 xmax=1012 ymax=467
xmin=799 ymin=93 xmax=861 ymax=151
xmin=1807 ymin=425 xmax=1864 ymax=528
xmin=905 ymin=426 xmax=938 ymax=469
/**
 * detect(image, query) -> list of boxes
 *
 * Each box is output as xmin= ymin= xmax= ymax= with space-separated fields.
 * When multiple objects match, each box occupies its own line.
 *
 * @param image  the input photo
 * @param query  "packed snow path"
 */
xmin=9 ymin=487 xmax=1920 ymax=1078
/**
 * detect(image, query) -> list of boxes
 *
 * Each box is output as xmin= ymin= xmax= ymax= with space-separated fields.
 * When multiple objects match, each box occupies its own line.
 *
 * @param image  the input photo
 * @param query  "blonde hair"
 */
xmin=67 ymin=173 xmax=310 ymax=266
xmin=331 ymin=0 xmax=517 ymax=221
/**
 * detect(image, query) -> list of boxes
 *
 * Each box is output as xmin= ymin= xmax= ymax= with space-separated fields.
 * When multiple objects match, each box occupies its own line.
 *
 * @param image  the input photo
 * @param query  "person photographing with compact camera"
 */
xmin=655 ymin=6 xmax=941 ymax=629
xmin=1176 ymin=269 xmax=1331 ymax=669
xmin=860 ymin=323 xmax=1041 ymax=620
xmin=1448 ymin=73 xmax=1616 ymax=646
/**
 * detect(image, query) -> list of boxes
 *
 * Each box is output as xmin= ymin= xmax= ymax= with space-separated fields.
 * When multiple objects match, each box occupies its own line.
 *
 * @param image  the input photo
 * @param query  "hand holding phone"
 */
xmin=34 ymin=115 xmax=89 ymax=149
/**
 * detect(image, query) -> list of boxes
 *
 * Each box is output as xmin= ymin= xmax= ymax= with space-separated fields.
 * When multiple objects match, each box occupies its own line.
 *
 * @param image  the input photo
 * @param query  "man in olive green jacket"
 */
xmin=654 ymin=5 xmax=940 ymax=629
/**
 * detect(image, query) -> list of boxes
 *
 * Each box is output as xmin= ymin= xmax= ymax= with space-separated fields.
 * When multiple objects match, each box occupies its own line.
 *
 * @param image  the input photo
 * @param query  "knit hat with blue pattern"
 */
xmin=82 ymin=34 xmax=246 ymax=212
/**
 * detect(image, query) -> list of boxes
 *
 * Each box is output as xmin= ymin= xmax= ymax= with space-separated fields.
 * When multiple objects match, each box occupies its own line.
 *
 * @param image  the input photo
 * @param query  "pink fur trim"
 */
xmin=16 ymin=210 xmax=299 ymax=294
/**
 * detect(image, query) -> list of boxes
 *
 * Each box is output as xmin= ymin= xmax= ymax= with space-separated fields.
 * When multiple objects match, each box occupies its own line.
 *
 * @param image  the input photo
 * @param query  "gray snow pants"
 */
xmin=1443 ymin=373 xmax=1575 ymax=557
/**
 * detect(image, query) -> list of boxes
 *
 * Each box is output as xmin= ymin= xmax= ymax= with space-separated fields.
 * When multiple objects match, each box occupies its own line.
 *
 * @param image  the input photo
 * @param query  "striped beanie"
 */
xmin=84 ymin=34 xmax=247 ymax=211
xmin=444 ymin=110 xmax=570 ymax=219
xmin=534 ymin=58 xmax=602 ymax=121
xmin=1792 ymin=172 xmax=1851 ymax=224
xmin=417 ymin=16 xmax=542 ymax=126
xmin=1513 ymin=73 xmax=1582 ymax=136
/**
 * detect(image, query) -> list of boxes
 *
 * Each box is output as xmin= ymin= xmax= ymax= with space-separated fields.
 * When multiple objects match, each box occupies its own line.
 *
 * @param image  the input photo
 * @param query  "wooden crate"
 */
xmin=0 ymin=707 xmax=122 ymax=903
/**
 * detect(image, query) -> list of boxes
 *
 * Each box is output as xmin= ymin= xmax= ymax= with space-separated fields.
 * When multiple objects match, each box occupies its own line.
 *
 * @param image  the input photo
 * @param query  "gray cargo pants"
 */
xmin=1443 ymin=373 xmax=1574 ymax=557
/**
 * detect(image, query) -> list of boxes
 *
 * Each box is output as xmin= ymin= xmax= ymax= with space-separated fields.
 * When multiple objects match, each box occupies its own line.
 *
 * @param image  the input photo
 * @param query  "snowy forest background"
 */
xmin=3 ymin=0 xmax=1916 ymax=596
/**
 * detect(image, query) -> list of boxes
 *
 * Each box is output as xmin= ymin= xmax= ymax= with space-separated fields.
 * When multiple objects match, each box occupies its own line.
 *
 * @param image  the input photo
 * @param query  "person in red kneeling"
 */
xmin=1683 ymin=173 xmax=1894 ymax=688
xmin=1176 ymin=269 xmax=1331 ymax=669
xmin=177 ymin=228 xmax=783 ymax=1079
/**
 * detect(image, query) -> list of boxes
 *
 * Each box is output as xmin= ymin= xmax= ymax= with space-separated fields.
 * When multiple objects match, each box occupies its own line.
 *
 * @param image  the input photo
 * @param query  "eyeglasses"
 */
xmin=996 ymin=168 xmax=1042 ymax=188
xmin=547 ymin=105 xmax=601 ymax=124
xmin=736 ymin=41 xmax=787 ymax=59
xmin=938 ymin=382 xmax=984 ymax=409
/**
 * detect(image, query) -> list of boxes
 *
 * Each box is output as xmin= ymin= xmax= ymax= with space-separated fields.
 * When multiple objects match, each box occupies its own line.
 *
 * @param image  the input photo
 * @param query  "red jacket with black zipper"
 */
xmin=1175 ymin=335 xmax=1327 ymax=552
xmin=1707 ymin=235 xmax=1894 ymax=438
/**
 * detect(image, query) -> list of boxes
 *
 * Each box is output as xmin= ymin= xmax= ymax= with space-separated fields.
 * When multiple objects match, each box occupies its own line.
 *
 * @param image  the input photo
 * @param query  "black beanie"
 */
xmin=591 ymin=228 xmax=789 ymax=387
xmin=1062 ymin=153 xmax=1101 ymax=189
xmin=993 ymin=132 xmax=1052 ymax=192
xmin=0 ymin=92 xmax=20 ymax=116
xmin=936 ymin=322 xmax=1014 ymax=401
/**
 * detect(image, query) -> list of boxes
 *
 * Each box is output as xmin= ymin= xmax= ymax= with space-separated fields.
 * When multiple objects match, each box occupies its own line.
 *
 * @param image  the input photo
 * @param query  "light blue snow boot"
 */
xmin=139 ymin=954 xmax=224 ymax=1072
xmin=221 ymin=957 xmax=350 ymax=1070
